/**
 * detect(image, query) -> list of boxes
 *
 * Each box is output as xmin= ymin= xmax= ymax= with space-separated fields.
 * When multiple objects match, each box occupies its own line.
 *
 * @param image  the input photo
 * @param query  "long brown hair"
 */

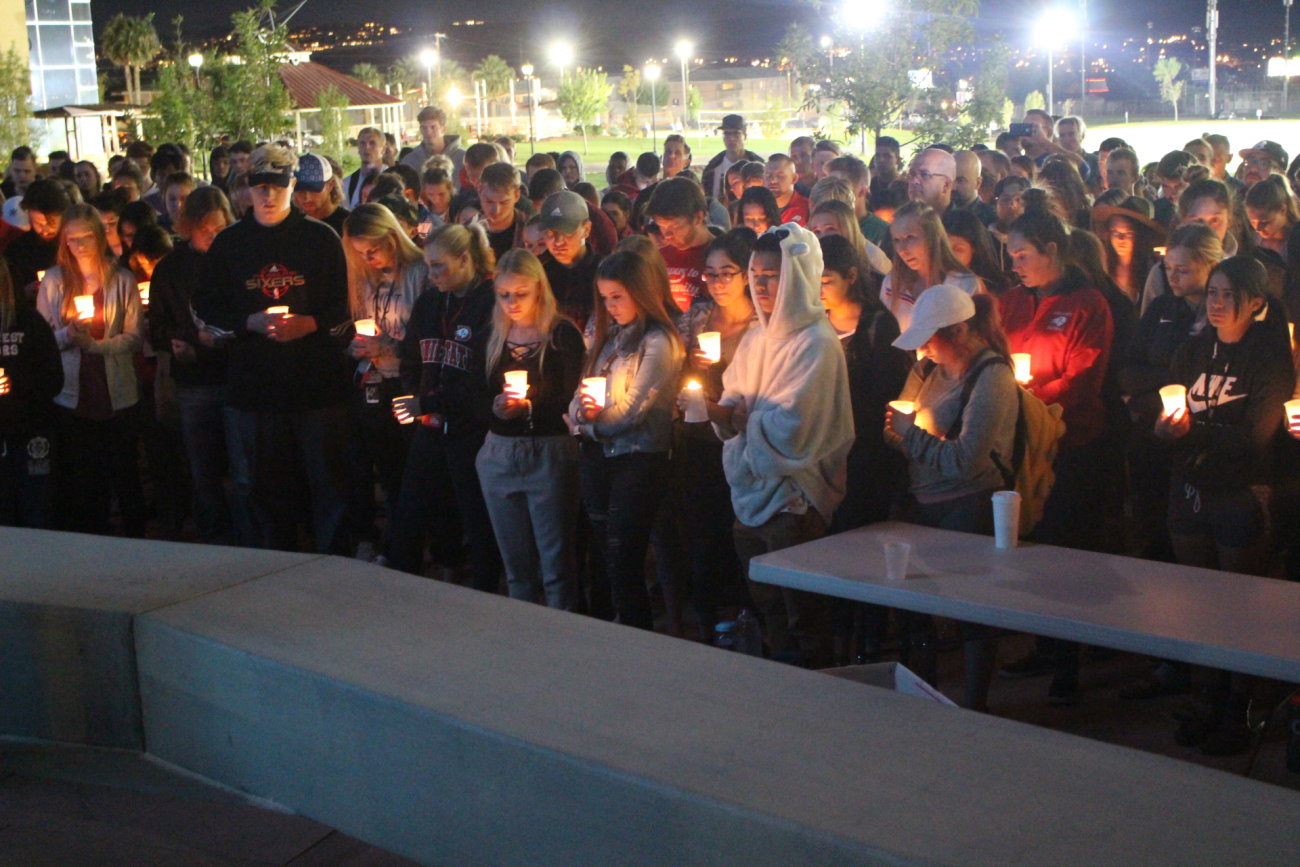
xmin=934 ymin=293 xmax=1010 ymax=360
xmin=889 ymin=200 xmax=970 ymax=300
xmin=584 ymin=250 xmax=683 ymax=376
xmin=55 ymin=203 xmax=116 ymax=322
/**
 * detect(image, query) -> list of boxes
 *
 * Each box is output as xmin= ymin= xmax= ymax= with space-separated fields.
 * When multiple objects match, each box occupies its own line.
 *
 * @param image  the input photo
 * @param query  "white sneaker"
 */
xmin=354 ymin=540 xmax=377 ymax=562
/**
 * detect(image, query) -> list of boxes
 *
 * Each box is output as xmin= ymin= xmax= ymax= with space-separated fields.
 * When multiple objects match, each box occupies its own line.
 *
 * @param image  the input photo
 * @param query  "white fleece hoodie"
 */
xmin=714 ymin=223 xmax=855 ymax=527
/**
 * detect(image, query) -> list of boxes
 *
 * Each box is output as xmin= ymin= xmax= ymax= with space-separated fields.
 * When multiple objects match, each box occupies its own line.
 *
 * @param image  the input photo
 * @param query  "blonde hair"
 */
xmin=811 ymin=199 xmax=871 ymax=273
xmin=485 ymin=249 xmax=561 ymax=378
xmin=809 ymin=175 xmax=855 ymax=210
xmin=55 ymin=204 xmax=118 ymax=322
xmin=889 ymin=200 xmax=969 ymax=302
xmin=343 ymin=203 xmax=425 ymax=319
xmin=248 ymin=143 xmax=297 ymax=176
xmin=426 ymin=222 xmax=496 ymax=283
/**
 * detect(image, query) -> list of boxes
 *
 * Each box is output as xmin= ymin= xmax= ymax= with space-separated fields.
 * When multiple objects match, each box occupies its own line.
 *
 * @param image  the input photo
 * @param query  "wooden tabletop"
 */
xmin=750 ymin=522 xmax=1300 ymax=682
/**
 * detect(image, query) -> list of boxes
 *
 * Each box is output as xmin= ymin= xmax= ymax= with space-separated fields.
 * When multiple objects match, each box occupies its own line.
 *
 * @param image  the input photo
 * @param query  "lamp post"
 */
xmin=1034 ymin=8 xmax=1075 ymax=115
xmin=1207 ymin=0 xmax=1219 ymax=117
xmin=419 ymin=48 xmax=438 ymax=102
xmin=521 ymin=63 xmax=536 ymax=154
xmin=1286 ymin=0 xmax=1294 ymax=115
xmin=645 ymin=63 xmax=661 ymax=153
xmin=550 ymin=41 xmax=574 ymax=85
xmin=675 ymin=40 xmax=692 ymax=131
xmin=187 ymin=52 xmax=203 ymax=88
xmin=1079 ymin=0 xmax=1087 ymax=114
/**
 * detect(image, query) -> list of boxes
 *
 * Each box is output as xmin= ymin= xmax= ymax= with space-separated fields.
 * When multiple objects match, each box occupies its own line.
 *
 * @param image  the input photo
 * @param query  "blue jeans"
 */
xmin=233 ymin=403 xmax=352 ymax=554
xmin=176 ymin=384 xmax=257 ymax=546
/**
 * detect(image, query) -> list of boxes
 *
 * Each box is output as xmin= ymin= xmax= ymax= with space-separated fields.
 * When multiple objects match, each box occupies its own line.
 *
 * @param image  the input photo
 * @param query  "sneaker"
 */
xmin=998 ymin=651 xmax=1054 ymax=679
xmin=1046 ymin=673 xmax=1079 ymax=706
xmin=354 ymin=540 xmax=377 ymax=562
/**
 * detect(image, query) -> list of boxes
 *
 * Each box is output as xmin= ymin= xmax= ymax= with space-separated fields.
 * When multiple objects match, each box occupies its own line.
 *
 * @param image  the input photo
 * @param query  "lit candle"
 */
xmin=1159 ymin=384 xmax=1187 ymax=417
xmin=1153 ymin=246 xmax=1167 ymax=257
xmin=888 ymin=400 xmax=916 ymax=415
xmin=503 ymin=370 xmax=529 ymax=399
xmin=581 ymin=376 xmax=607 ymax=409
xmin=681 ymin=379 xmax=708 ymax=422
xmin=1285 ymin=398 xmax=1300 ymax=422
xmin=137 ymin=281 xmax=150 ymax=305
xmin=354 ymin=318 xmax=378 ymax=337
xmin=266 ymin=305 xmax=289 ymax=315
xmin=1289 ymin=322 xmax=1295 ymax=347
xmin=73 ymin=295 xmax=94 ymax=320
xmin=36 ymin=270 xmax=46 ymax=282
xmin=1011 ymin=352 xmax=1032 ymax=384
xmin=697 ymin=331 xmax=721 ymax=363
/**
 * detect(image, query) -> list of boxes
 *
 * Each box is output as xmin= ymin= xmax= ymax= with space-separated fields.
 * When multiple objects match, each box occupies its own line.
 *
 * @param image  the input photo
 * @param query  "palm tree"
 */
xmin=473 ymin=54 xmax=515 ymax=119
xmin=102 ymin=13 xmax=161 ymax=105
xmin=351 ymin=63 xmax=383 ymax=90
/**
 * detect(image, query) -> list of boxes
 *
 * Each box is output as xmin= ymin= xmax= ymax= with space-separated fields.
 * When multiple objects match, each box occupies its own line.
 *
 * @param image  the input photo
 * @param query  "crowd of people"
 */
xmin=3 ymin=106 xmax=1299 ymax=757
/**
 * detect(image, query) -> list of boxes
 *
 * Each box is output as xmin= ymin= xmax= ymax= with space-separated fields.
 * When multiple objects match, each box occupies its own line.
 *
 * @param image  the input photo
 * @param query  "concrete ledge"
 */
xmin=0 ymin=528 xmax=315 ymax=747
xmin=135 ymin=555 xmax=1300 ymax=865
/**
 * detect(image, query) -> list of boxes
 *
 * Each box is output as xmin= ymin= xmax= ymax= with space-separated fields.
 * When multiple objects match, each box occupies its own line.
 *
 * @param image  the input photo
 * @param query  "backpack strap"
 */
xmin=945 ymin=354 xmax=1017 ymax=491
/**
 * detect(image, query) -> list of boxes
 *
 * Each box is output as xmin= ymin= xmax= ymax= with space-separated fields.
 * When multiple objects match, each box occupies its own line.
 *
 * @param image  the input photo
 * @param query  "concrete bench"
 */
xmin=3 ymin=529 xmax=1299 ymax=864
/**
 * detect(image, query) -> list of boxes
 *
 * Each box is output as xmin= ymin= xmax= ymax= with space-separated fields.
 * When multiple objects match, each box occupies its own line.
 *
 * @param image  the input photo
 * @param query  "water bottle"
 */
xmin=1287 ymin=693 xmax=1300 ymax=774
xmin=713 ymin=620 xmax=737 ymax=652
xmin=734 ymin=609 xmax=764 ymax=657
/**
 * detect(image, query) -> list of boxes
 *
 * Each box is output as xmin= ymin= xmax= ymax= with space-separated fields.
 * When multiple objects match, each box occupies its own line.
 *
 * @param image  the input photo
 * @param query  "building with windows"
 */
xmin=25 ymin=0 xmax=98 ymax=110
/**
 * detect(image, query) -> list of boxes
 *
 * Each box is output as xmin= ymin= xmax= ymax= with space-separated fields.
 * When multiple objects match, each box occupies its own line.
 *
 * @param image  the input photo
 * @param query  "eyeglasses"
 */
xmin=909 ymin=168 xmax=950 ymax=182
xmin=703 ymin=269 xmax=742 ymax=283
xmin=1108 ymin=230 xmax=1137 ymax=242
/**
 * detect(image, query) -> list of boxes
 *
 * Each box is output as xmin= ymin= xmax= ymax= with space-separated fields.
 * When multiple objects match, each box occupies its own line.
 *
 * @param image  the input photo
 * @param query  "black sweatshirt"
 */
xmin=486 ymin=318 xmax=585 ymax=438
xmin=399 ymin=278 xmax=496 ymax=440
xmin=0 ymin=305 xmax=62 ymax=432
xmin=197 ymin=207 xmax=351 ymax=411
xmin=5 ymin=232 xmax=58 ymax=299
xmin=1169 ymin=320 xmax=1295 ymax=490
xmin=1122 ymin=292 xmax=1205 ymax=428
xmin=148 ymin=242 xmax=228 ymax=388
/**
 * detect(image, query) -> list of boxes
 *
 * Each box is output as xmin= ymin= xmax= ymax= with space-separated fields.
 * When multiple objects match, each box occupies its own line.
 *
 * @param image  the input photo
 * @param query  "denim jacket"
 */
xmin=570 ymin=321 xmax=683 ymax=457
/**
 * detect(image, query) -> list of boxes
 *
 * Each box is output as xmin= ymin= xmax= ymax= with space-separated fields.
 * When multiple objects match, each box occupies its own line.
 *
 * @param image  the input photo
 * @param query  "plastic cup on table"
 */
xmin=883 ymin=541 xmax=911 ymax=581
xmin=992 ymin=490 xmax=1022 ymax=549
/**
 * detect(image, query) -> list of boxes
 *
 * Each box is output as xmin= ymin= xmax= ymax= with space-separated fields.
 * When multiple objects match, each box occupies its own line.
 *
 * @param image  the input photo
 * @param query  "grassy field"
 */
xmin=524 ymin=118 xmax=1300 ymax=185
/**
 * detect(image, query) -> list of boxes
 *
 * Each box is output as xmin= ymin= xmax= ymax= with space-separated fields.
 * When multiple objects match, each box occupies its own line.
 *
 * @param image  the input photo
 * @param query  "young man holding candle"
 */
xmin=7 ymin=180 xmax=71 ymax=298
xmin=197 ymin=144 xmax=353 ymax=555
xmin=711 ymin=224 xmax=853 ymax=666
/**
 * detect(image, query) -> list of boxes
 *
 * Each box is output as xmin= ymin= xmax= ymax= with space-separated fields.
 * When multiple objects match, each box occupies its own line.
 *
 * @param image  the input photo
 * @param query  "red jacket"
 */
xmin=997 ymin=268 xmax=1114 ymax=448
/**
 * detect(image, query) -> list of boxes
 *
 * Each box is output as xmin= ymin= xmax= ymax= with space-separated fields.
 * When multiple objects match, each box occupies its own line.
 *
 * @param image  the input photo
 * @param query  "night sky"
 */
xmin=85 ymin=0 xmax=1273 ymax=70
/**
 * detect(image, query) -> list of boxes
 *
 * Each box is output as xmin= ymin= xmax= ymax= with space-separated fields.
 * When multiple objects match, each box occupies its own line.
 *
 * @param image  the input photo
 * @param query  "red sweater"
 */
xmin=779 ymin=191 xmax=810 ymax=226
xmin=997 ymin=268 xmax=1114 ymax=448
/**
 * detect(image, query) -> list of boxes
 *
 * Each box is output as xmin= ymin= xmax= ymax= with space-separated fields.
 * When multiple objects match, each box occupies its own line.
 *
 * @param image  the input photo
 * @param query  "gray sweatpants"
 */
xmin=476 ymin=432 xmax=581 ymax=610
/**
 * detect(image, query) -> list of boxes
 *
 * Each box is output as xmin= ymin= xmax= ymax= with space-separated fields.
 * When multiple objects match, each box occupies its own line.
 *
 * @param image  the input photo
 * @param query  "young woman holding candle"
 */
xmin=1140 ymin=179 xmax=1240 ymax=315
xmin=884 ymin=284 xmax=1018 ymax=709
xmin=0 ymin=259 xmax=62 ymax=527
xmin=568 ymin=250 xmax=684 ymax=630
xmin=880 ymin=200 xmax=983 ymax=332
xmin=475 ymin=249 xmax=585 ymax=609
xmin=674 ymin=228 xmax=759 ymax=636
xmin=36 ymin=203 xmax=146 ymax=536
xmin=342 ymin=203 xmax=429 ymax=558
xmin=386 ymin=223 xmax=500 ymax=589
xmin=1154 ymin=256 xmax=1294 ymax=754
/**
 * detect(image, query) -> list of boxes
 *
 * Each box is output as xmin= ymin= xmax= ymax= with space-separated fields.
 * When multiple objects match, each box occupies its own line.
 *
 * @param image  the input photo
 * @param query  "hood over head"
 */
xmin=752 ymin=222 xmax=826 ymax=341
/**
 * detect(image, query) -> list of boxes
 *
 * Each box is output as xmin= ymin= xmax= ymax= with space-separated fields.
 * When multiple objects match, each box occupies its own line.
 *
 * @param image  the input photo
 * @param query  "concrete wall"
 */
xmin=3 ymin=528 xmax=1300 ymax=865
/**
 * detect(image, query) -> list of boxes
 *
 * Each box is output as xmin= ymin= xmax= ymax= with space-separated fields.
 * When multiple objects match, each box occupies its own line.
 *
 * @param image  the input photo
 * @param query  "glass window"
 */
xmin=44 ymin=68 xmax=78 ymax=107
xmin=35 ymin=0 xmax=69 ymax=23
xmin=38 ymin=25 xmax=73 ymax=65
xmin=71 ymin=1 xmax=90 ymax=21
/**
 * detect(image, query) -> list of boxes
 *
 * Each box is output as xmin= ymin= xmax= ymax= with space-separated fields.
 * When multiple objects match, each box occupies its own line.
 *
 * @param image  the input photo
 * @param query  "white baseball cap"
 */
xmin=1 ymin=196 xmax=29 ymax=230
xmin=892 ymin=284 xmax=976 ymax=350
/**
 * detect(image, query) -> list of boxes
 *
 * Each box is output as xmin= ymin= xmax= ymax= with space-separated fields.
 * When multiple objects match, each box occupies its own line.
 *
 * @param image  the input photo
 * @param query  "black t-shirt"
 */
xmin=5 ymin=231 xmax=59 ymax=299
xmin=149 ymin=242 xmax=229 ymax=388
xmin=321 ymin=206 xmax=349 ymax=237
xmin=542 ymin=248 xmax=599 ymax=329
xmin=487 ymin=219 xmax=518 ymax=263
xmin=487 ymin=318 xmax=585 ymax=438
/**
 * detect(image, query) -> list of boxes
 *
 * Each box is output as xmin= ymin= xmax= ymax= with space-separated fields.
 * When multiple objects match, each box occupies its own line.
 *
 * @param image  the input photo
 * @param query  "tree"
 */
xmin=351 ymin=63 xmax=383 ymax=90
xmin=638 ymin=79 xmax=670 ymax=109
xmin=1154 ymin=57 xmax=1184 ymax=121
xmin=315 ymin=84 xmax=350 ymax=165
xmin=616 ymin=66 xmax=641 ymax=136
xmin=474 ymin=54 xmax=515 ymax=119
xmin=556 ymin=69 xmax=612 ymax=153
xmin=141 ymin=19 xmax=208 ymax=153
xmin=210 ymin=1 xmax=293 ymax=142
xmin=686 ymin=85 xmax=702 ymax=125
xmin=102 ymin=13 xmax=161 ymax=105
xmin=1024 ymin=90 xmax=1046 ymax=113
xmin=0 ymin=48 xmax=36 ymax=157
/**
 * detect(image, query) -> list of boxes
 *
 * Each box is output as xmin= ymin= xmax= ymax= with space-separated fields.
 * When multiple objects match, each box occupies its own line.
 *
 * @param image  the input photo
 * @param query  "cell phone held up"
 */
xmin=1009 ymin=122 xmax=1036 ymax=138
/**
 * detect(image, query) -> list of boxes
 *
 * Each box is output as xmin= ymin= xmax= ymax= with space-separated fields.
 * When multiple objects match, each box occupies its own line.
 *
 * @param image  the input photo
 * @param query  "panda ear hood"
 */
xmin=754 ymin=222 xmax=825 ymax=341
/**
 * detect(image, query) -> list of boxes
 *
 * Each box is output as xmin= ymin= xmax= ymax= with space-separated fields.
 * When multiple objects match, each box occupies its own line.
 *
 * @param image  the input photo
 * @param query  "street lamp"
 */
xmin=550 ymin=41 xmax=574 ymax=84
xmin=187 ymin=53 xmax=203 ymax=88
xmin=838 ymin=0 xmax=888 ymax=32
xmin=1033 ymin=8 xmax=1075 ymax=115
xmin=675 ymin=40 xmax=693 ymax=131
xmin=419 ymin=48 xmax=438 ymax=101
xmin=1286 ymin=0 xmax=1294 ymax=115
xmin=521 ymin=63 xmax=536 ymax=154
xmin=644 ymin=63 xmax=661 ymax=153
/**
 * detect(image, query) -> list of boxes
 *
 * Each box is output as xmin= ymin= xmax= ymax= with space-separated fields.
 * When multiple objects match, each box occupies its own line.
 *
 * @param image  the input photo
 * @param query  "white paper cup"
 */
xmin=992 ymin=490 xmax=1022 ymax=549
xmin=884 ymin=541 xmax=911 ymax=581
xmin=503 ymin=370 xmax=528 ymax=399
xmin=581 ymin=376 xmax=607 ymax=409
xmin=1011 ymin=352 xmax=1032 ymax=384
xmin=682 ymin=381 xmax=708 ymax=422
xmin=354 ymin=318 xmax=378 ymax=337
xmin=1285 ymin=398 xmax=1300 ymax=422
xmin=697 ymin=331 xmax=721 ymax=363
